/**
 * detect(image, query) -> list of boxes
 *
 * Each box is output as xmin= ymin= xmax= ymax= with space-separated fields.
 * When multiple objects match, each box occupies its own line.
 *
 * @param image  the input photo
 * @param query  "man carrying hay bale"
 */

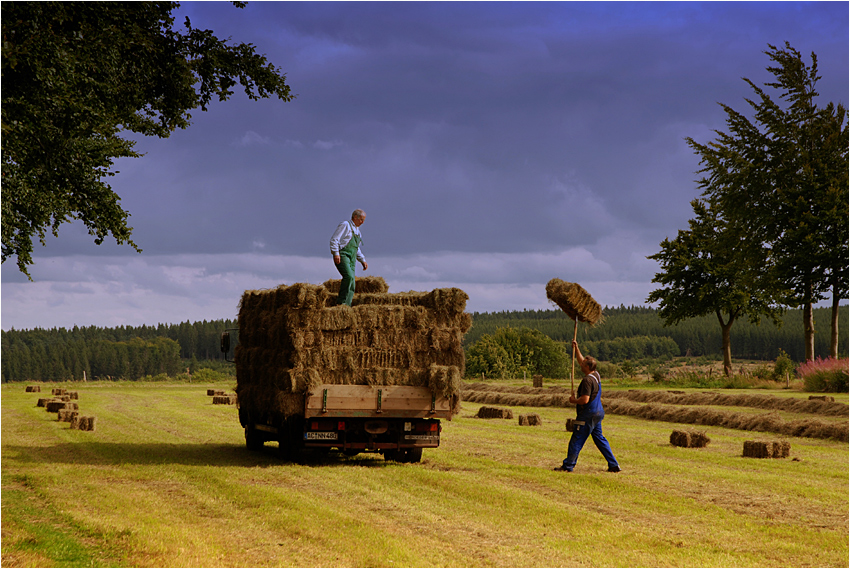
xmin=554 ymin=340 xmax=621 ymax=473
xmin=330 ymin=209 xmax=368 ymax=306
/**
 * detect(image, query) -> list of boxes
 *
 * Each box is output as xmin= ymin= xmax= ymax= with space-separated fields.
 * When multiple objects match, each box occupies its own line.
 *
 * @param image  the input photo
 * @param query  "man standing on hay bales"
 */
xmin=330 ymin=209 xmax=368 ymax=306
xmin=554 ymin=340 xmax=621 ymax=473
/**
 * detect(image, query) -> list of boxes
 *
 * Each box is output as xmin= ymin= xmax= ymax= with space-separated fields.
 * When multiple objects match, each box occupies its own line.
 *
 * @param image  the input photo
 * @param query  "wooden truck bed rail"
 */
xmin=305 ymin=384 xmax=452 ymax=419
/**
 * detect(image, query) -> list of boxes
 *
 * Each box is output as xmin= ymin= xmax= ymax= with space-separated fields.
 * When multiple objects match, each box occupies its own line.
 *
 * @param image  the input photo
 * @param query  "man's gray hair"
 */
xmin=352 ymin=209 xmax=366 ymax=220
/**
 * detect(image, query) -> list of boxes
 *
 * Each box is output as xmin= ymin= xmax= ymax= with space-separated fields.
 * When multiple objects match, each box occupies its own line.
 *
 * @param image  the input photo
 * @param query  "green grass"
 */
xmin=2 ymin=381 xmax=848 ymax=567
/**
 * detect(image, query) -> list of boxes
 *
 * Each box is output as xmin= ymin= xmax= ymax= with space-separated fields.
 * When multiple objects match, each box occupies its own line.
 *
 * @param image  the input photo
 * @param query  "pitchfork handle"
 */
xmin=571 ymin=318 xmax=578 ymax=396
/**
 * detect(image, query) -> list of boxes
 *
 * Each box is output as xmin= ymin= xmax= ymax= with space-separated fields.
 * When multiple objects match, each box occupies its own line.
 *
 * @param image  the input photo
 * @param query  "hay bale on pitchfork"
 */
xmin=546 ymin=279 xmax=603 ymax=394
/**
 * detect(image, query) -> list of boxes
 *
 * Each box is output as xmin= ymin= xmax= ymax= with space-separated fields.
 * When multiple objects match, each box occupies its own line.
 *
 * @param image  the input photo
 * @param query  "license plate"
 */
xmin=305 ymin=431 xmax=337 ymax=440
xmin=404 ymin=434 xmax=438 ymax=441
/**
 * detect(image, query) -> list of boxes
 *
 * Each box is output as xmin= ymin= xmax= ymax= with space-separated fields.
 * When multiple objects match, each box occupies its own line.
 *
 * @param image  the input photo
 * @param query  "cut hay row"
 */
xmin=462 ymin=382 xmax=848 ymax=418
xmin=743 ymin=440 xmax=791 ymax=458
xmin=461 ymin=389 xmax=848 ymax=441
xmin=236 ymin=281 xmax=471 ymax=424
xmin=476 ymin=406 xmax=513 ymax=419
xmin=670 ymin=430 xmax=710 ymax=448
xmin=518 ymin=413 xmax=542 ymax=426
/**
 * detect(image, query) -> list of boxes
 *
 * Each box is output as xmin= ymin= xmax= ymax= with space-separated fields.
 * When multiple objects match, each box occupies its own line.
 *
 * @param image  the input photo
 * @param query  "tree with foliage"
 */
xmin=647 ymin=198 xmax=783 ymax=376
xmin=465 ymin=327 xmax=568 ymax=379
xmin=2 ymin=2 xmax=294 ymax=277
xmin=685 ymin=42 xmax=848 ymax=362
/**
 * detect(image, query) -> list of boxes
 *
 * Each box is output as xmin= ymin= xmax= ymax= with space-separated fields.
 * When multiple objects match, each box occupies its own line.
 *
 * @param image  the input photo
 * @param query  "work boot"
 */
xmin=607 ymin=465 xmax=621 ymax=473
xmin=553 ymin=465 xmax=572 ymax=472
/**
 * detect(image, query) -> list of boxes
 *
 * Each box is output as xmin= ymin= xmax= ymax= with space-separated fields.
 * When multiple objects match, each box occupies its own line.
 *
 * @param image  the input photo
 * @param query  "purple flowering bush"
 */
xmin=798 ymin=357 xmax=849 ymax=392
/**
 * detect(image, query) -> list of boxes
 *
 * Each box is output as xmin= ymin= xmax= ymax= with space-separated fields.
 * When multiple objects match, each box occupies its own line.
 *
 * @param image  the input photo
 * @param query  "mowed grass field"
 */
xmin=2 ymin=381 xmax=847 ymax=568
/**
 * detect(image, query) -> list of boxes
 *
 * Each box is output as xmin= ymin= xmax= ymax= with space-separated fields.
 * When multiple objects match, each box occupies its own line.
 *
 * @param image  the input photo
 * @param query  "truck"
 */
xmin=221 ymin=279 xmax=470 ymax=462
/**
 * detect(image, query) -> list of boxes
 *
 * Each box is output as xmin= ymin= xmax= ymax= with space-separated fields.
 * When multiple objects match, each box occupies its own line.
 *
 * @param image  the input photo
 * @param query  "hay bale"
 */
xmin=322 ymin=276 xmax=389 ymax=295
xmin=26 ymin=385 xmax=41 ymax=393
xmin=213 ymin=395 xmax=236 ymax=405
xmin=771 ymin=440 xmax=791 ymax=458
xmin=532 ymin=375 xmax=543 ymax=388
xmin=808 ymin=395 xmax=835 ymax=402
xmin=518 ymin=413 xmax=542 ymax=426
xmin=46 ymin=401 xmax=67 ymax=413
xmin=67 ymin=391 xmax=79 ymax=400
xmin=36 ymin=397 xmax=54 ymax=408
xmin=69 ymin=416 xmax=81 ymax=430
xmin=207 ymin=389 xmax=217 ymax=396
xmin=58 ymin=409 xmax=79 ymax=422
xmin=670 ymin=430 xmax=710 ymax=448
xmin=477 ymin=406 xmax=513 ymax=419
xmin=545 ymin=279 xmax=602 ymax=325
xmin=743 ymin=440 xmax=771 ymax=458
xmin=72 ymin=416 xmax=97 ymax=431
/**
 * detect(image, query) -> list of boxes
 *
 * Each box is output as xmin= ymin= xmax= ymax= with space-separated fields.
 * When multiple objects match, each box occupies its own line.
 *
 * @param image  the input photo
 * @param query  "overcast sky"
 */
xmin=2 ymin=1 xmax=848 ymax=331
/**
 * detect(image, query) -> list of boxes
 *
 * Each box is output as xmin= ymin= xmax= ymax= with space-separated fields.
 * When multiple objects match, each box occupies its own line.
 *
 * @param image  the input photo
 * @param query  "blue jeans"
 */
xmin=563 ymin=413 xmax=619 ymax=471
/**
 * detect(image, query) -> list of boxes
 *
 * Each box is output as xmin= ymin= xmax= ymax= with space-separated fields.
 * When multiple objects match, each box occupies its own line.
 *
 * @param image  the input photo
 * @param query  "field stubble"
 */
xmin=2 ymin=381 xmax=847 ymax=568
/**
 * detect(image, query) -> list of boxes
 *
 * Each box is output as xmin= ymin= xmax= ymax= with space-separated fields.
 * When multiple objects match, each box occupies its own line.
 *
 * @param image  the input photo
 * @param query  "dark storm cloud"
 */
xmin=3 ymin=1 xmax=847 ymax=329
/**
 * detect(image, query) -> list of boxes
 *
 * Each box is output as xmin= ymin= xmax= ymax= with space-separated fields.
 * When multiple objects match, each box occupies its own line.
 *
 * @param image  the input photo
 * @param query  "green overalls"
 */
xmin=334 ymin=223 xmax=361 ymax=306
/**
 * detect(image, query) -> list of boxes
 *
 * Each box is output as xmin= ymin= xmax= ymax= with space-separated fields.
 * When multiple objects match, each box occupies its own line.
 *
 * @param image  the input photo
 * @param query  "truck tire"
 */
xmin=405 ymin=447 xmax=423 ymax=463
xmin=245 ymin=426 xmax=264 ymax=451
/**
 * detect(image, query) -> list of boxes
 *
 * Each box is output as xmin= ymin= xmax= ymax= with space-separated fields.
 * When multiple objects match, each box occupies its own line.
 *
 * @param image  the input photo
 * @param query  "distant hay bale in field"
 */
xmin=70 ymin=416 xmax=81 ymax=429
xmin=518 ymin=413 xmax=542 ymax=426
xmin=67 ymin=391 xmax=79 ymax=400
xmin=213 ymin=395 xmax=237 ymax=405
xmin=26 ymin=385 xmax=41 ymax=393
xmin=532 ymin=374 xmax=543 ymax=388
xmin=477 ymin=406 xmax=513 ymax=419
xmin=808 ymin=395 xmax=835 ymax=402
xmin=207 ymin=389 xmax=217 ymax=396
xmin=72 ymin=416 xmax=96 ymax=431
xmin=36 ymin=397 xmax=54 ymax=407
xmin=208 ymin=390 xmax=227 ymax=396
xmin=743 ymin=439 xmax=790 ymax=458
xmin=322 ymin=276 xmax=389 ymax=295
xmin=670 ymin=429 xmax=710 ymax=448
xmin=51 ymin=388 xmax=66 ymax=396
xmin=58 ymin=409 xmax=79 ymax=422
xmin=46 ymin=401 xmax=67 ymax=413
xmin=545 ymin=279 xmax=602 ymax=325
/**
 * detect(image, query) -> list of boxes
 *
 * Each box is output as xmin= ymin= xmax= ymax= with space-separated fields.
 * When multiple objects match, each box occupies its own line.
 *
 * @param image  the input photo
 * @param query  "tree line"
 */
xmin=466 ymin=305 xmax=848 ymax=363
xmin=1 ymin=320 xmax=235 ymax=383
xmin=3 ymin=305 xmax=845 ymax=383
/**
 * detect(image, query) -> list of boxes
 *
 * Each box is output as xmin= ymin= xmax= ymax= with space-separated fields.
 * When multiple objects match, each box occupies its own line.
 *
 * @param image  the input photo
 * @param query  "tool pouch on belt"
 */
xmin=565 ymin=419 xmax=585 ymax=432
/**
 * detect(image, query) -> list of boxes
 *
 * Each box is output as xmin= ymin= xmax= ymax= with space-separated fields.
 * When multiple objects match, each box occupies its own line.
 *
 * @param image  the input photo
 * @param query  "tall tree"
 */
xmin=686 ymin=42 xmax=848 ymax=362
xmin=647 ymin=199 xmax=783 ymax=376
xmin=2 ymin=2 xmax=294 ymax=277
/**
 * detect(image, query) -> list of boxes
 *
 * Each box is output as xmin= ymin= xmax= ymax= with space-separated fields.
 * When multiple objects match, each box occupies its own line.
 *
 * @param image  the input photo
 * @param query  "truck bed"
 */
xmin=304 ymin=384 xmax=453 ymax=419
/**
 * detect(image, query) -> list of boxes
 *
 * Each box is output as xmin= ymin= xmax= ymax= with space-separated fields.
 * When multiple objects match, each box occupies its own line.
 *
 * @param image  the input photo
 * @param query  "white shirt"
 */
xmin=329 ymin=220 xmax=365 ymax=263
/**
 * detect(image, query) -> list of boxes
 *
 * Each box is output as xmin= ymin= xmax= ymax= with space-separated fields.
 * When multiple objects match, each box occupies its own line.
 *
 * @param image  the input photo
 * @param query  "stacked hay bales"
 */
xmin=743 ymin=440 xmax=791 ymax=458
xmin=670 ymin=430 xmax=710 ymax=448
xmin=532 ymin=374 xmax=543 ymax=388
xmin=477 ymin=406 xmax=513 ymax=419
xmin=518 ymin=413 xmax=542 ymax=426
xmin=235 ymin=280 xmax=471 ymax=427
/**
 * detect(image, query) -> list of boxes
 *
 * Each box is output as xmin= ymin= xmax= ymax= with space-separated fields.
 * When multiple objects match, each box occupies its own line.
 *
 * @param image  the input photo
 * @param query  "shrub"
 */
xmin=620 ymin=360 xmax=637 ymax=378
xmin=772 ymin=349 xmax=796 ymax=381
xmin=798 ymin=357 xmax=849 ymax=393
xmin=191 ymin=368 xmax=233 ymax=383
